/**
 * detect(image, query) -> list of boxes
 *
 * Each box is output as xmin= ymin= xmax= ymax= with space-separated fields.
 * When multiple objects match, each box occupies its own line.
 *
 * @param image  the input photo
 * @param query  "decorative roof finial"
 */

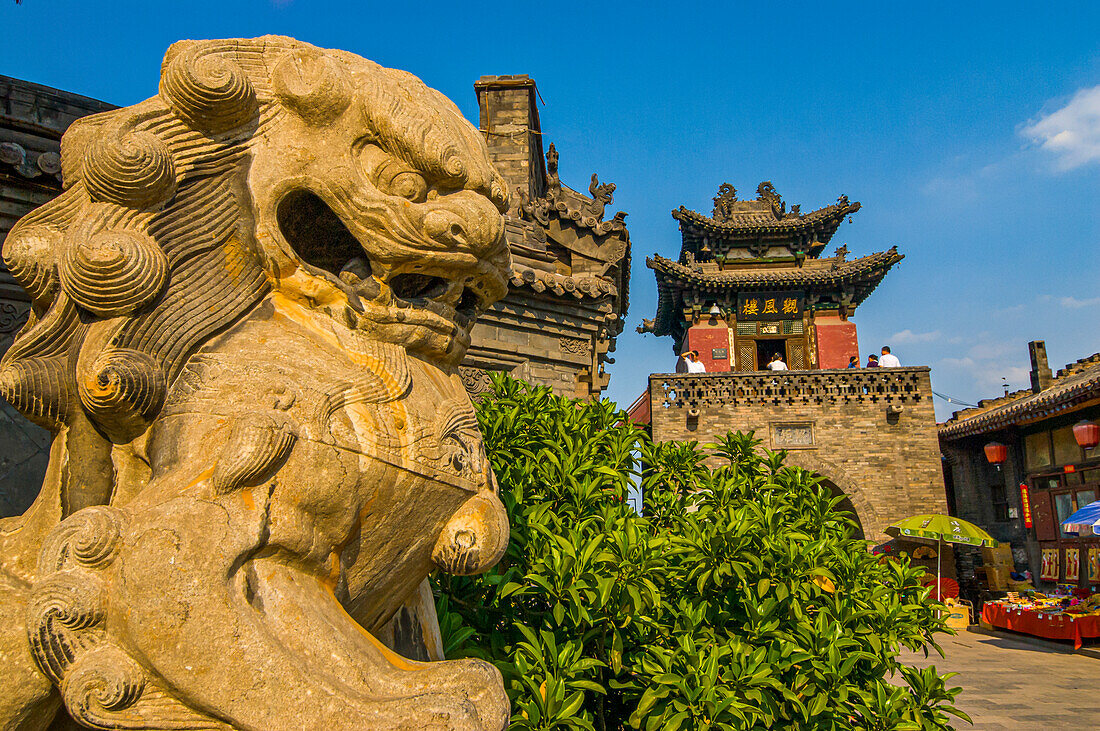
xmin=756 ymin=181 xmax=785 ymax=218
xmin=585 ymin=173 xmax=616 ymax=220
xmin=544 ymin=143 xmax=561 ymax=199
xmin=712 ymin=183 xmax=737 ymax=220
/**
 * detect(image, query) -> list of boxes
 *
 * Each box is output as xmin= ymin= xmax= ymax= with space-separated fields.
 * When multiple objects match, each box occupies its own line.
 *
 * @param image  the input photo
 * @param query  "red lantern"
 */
xmin=1073 ymin=420 xmax=1100 ymax=449
xmin=984 ymin=442 xmax=1008 ymax=465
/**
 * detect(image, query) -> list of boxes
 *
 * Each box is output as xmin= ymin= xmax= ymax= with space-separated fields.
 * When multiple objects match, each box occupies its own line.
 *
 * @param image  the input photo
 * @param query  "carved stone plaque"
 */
xmin=771 ymin=422 xmax=815 ymax=448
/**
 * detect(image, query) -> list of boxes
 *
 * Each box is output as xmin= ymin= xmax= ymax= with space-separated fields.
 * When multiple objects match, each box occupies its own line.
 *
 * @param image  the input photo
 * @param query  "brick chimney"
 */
xmin=474 ymin=75 xmax=546 ymax=212
xmin=1029 ymin=340 xmax=1053 ymax=393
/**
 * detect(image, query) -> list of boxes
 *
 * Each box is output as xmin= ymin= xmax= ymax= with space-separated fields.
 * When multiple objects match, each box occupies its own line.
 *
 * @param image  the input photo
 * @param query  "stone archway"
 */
xmin=779 ymin=453 xmax=884 ymax=542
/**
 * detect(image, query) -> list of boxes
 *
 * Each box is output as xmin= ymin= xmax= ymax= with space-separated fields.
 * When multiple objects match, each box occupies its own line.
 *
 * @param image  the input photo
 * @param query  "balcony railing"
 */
xmin=652 ymin=367 xmax=931 ymax=410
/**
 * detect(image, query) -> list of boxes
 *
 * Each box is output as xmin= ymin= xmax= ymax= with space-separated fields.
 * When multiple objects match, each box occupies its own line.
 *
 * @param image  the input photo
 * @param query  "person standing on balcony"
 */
xmin=866 ymin=354 xmax=880 ymax=368
xmin=768 ymin=353 xmax=788 ymax=371
xmin=879 ymin=346 xmax=901 ymax=367
xmin=681 ymin=350 xmax=706 ymax=373
xmin=847 ymin=356 xmax=859 ymax=368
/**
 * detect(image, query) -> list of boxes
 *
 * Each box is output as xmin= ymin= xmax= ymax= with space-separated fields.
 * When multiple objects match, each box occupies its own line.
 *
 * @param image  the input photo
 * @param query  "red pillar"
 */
xmin=814 ymin=313 xmax=859 ymax=369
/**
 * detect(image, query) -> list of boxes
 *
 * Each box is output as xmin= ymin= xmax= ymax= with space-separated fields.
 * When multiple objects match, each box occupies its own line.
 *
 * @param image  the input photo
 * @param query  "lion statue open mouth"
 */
xmin=0 ymin=37 xmax=512 ymax=731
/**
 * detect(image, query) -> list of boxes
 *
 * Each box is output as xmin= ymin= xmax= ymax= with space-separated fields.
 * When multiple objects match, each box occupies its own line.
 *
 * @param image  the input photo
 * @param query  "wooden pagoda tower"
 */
xmin=639 ymin=182 xmax=902 ymax=371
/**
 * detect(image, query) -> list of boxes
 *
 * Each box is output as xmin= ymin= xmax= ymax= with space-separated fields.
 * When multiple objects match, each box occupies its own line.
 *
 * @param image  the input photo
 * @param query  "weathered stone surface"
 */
xmin=0 ymin=37 xmax=511 ymax=730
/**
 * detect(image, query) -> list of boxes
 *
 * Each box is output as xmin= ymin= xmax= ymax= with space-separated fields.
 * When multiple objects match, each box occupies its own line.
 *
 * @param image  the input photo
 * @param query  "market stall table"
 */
xmin=981 ymin=602 xmax=1100 ymax=650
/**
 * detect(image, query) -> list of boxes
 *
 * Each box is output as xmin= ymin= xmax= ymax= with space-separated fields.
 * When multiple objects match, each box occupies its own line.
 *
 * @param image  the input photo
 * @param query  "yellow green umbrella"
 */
xmin=885 ymin=514 xmax=997 ymax=601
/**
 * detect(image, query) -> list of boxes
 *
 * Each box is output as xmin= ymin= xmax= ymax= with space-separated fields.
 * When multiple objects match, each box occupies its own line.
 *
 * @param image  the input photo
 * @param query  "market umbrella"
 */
xmin=1061 ymin=499 xmax=1100 ymax=535
xmin=884 ymin=514 xmax=997 ymax=601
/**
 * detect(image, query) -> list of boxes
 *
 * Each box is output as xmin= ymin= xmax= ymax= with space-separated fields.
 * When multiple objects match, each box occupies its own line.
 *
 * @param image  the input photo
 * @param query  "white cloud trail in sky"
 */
xmin=1022 ymin=85 xmax=1100 ymax=170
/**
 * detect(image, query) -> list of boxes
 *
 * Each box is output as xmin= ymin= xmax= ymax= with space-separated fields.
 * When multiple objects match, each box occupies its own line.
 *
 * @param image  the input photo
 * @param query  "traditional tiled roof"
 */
xmin=939 ymin=353 xmax=1100 ymax=439
xmin=639 ymin=247 xmax=902 ymax=341
xmin=647 ymin=247 xmax=901 ymax=291
xmin=673 ymin=197 xmax=860 ymax=242
xmin=508 ymin=263 xmax=618 ymax=299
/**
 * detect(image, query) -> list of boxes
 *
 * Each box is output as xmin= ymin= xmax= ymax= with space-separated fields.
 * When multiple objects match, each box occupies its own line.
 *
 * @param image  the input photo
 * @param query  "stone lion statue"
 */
xmin=0 ymin=37 xmax=513 ymax=731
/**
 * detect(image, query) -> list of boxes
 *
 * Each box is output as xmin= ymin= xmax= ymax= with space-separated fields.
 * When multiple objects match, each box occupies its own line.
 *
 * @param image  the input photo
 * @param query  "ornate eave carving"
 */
xmin=517 ymin=143 xmax=629 ymax=240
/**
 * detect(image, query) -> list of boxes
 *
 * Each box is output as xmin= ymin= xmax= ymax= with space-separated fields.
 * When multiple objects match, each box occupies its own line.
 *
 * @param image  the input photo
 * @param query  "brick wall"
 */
xmin=649 ymin=368 xmax=948 ymax=541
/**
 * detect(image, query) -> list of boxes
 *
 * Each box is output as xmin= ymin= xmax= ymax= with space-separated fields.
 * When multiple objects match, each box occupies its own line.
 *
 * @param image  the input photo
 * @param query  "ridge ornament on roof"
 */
xmin=516 ymin=143 xmax=628 ymax=239
xmin=675 ymin=181 xmax=860 ymax=263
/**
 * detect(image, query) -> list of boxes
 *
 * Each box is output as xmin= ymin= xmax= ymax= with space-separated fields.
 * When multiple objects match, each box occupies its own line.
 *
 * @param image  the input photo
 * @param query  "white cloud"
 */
xmin=1021 ymin=85 xmax=1100 ymax=171
xmin=967 ymin=341 xmax=1014 ymax=360
xmin=937 ymin=356 xmax=1029 ymax=397
xmin=1059 ymin=296 xmax=1100 ymax=309
xmin=889 ymin=329 xmax=941 ymax=344
xmin=939 ymin=356 xmax=976 ymax=370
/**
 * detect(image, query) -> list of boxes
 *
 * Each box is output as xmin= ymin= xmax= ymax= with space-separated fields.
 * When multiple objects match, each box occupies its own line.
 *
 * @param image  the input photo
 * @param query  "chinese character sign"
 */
xmin=738 ymin=292 xmax=804 ymax=321
xmin=1019 ymin=484 xmax=1032 ymax=528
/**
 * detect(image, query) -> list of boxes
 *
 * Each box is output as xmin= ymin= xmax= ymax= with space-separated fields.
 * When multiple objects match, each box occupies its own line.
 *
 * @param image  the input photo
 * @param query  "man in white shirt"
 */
xmin=767 ymin=353 xmax=788 ymax=371
xmin=681 ymin=350 xmax=707 ymax=373
xmin=879 ymin=346 xmax=901 ymax=367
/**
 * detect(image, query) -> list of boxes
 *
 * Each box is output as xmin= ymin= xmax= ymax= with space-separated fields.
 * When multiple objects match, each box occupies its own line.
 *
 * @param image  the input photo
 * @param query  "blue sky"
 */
xmin=4 ymin=1 xmax=1099 ymax=420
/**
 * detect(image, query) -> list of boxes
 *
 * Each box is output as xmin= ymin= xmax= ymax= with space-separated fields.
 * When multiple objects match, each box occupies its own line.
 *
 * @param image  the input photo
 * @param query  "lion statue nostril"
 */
xmin=423 ymin=210 xmax=466 ymax=245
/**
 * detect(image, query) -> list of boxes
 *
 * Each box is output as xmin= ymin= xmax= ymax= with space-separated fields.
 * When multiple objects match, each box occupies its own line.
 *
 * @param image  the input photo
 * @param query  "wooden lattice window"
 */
xmin=736 ymin=341 xmax=756 ymax=371
xmin=787 ymin=340 xmax=806 ymax=369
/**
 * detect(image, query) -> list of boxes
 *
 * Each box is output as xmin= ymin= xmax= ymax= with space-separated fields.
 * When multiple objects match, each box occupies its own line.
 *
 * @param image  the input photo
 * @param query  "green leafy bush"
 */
xmin=434 ymin=375 xmax=968 ymax=730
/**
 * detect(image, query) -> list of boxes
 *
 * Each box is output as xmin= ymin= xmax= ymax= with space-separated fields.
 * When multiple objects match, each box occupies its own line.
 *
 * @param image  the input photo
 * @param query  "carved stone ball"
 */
xmin=59 ymin=230 xmax=168 ymax=317
xmin=82 ymin=129 xmax=176 ymax=209
xmin=161 ymin=45 xmax=258 ymax=134
xmin=77 ymin=348 xmax=167 ymax=442
xmin=3 ymin=226 xmax=60 ymax=303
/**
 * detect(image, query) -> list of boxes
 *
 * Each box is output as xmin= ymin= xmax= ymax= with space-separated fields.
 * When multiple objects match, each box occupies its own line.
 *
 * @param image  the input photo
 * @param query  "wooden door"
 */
xmin=1032 ymin=488 xmax=1056 ymax=541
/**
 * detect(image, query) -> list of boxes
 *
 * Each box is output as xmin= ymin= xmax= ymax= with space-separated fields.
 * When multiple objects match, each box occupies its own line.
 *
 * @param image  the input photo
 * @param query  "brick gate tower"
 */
xmin=633 ymin=183 xmax=948 ymax=544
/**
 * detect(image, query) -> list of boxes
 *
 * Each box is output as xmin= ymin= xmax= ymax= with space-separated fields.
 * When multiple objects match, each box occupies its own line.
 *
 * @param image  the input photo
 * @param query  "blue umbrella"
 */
xmin=1061 ymin=499 xmax=1100 ymax=534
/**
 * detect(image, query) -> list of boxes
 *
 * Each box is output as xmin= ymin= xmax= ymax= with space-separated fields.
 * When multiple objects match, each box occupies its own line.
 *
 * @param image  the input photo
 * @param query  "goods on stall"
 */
xmin=981 ymin=588 xmax=1100 ymax=649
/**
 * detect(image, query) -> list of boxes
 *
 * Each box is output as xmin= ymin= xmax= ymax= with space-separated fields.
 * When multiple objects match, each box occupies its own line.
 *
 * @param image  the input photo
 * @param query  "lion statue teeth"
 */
xmin=0 ymin=36 xmax=512 ymax=731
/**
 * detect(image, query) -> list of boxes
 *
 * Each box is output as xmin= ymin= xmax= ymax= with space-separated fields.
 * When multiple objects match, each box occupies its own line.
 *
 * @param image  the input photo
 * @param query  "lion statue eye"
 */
xmin=356 ymin=143 xmax=430 ymax=203
xmin=389 ymin=170 xmax=428 ymax=203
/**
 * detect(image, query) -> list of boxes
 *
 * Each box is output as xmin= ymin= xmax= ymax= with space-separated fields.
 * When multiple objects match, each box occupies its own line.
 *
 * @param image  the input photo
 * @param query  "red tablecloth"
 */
xmin=981 ymin=602 xmax=1100 ymax=649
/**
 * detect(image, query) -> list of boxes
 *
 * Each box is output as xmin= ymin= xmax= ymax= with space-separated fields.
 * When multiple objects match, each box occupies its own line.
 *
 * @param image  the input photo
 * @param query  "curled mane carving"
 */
xmin=0 ymin=35 xmax=509 ymax=513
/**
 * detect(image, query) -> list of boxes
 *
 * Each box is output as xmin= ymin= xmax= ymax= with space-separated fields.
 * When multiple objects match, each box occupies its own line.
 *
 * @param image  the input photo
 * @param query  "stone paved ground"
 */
xmin=894 ymin=630 xmax=1100 ymax=729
